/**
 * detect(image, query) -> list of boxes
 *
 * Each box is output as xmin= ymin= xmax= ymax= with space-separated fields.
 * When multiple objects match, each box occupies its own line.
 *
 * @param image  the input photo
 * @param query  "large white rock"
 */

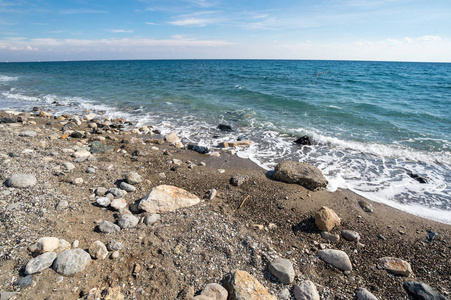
xmin=53 ymin=249 xmax=91 ymax=276
xmin=138 ymin=185 xmax=200 ymax=213
xmin=5 ymin=174 xmax=37 ymax=188
xmin=25 ymin=252 xmax=57 ymax=275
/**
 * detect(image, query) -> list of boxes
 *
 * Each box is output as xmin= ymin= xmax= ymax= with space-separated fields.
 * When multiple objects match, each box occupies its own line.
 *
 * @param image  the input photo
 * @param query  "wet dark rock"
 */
xmin=70 ymin=131 xmax=84 ymax=138
xmin=13 ymin=275 xmax=33 ymax=288
xmin=8 ymin=152 xmax=20 ymax=158
xmin=218 ymin=124 xmax=232 ymax=131
xmin=407 ymin=171 xmax=428 ymax=184
xmin=0 ymin=117 xmax=18 ymax=123
xmin=187 ymin=144 xmax=210 ymax=154
xmin=403 ymin=281 xmax=447 ymax=300
xmin=426 ymin=230 xmax=438 ymax=243
xmin=294 ymin=135 xmax=312 ymax=146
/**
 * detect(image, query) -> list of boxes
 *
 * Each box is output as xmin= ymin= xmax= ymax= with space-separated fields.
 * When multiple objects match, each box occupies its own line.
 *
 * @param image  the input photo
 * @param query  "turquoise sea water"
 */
xmin=1 ymin=60 xmax=450 ymax=223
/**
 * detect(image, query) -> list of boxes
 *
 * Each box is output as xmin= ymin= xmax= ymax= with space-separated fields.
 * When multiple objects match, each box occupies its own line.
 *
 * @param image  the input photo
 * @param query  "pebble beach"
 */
xmin=0 ymin=108 xmax=449 ymax=300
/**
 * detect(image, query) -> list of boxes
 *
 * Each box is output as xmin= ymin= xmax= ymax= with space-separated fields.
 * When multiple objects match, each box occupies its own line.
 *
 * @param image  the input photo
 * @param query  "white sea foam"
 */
xmin=0 ymin=75 xmax=18 ymax=82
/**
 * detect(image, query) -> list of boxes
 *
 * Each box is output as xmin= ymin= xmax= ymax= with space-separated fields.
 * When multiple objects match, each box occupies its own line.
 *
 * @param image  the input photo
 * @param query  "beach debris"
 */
xmin=223 ymin=270 xmax=277 ymax=300
xmin=406 ymin=170 xmax=429 ymax=184
xmin=187 ymin=144 xmax=210 ymax=154
xmin=273 ymin=160 xmax=328 ymax=191
xmin=318 ymin=249 xmax=352 ymax=272
xmin=315 ymin=206 xmax=341 ymax=231
xmin=268 ymin=257 xmax=295 ymax=284
xmin=218 ymin=140 xmax=253 ymax=148
xmin=217 ymin=124 xmax=232 ymax=131
xmin=5 ymin=173 xmax=37 ymax=188
xmin=294 ymin=135 xmax=312 ymax=146
xmin=403 ymin=281 xmax=447 ymax=300
xmin=379 ymin=257 xmax=412 ymax=276
xmin=293 ymin=280 xmax=320 ymax=300
xmin=138 ymin=185 xmax=200 ymax=213
xmin=426 ymin=230 xmax=438 ymax=242
xmin=238 ymin=195 xmax=250 ymax=209
xmin=355 ymin=287 xmax=379 ymax=300
xmin=230 ymin=174 xmax=249 ymax=186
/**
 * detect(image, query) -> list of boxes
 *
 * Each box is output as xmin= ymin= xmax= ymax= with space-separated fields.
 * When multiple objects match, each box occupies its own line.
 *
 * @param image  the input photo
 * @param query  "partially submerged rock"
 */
xmin=273 ymin=160 xmax=327 ymax=191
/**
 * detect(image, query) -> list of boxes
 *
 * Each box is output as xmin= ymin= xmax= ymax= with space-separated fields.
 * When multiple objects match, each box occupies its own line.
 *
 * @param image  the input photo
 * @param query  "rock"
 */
xmin=13 ymin=275 xmax=33 ymax=288
xmin=426 ymin=230 xmax=438 ymax=243
xmin=53 ymin=248 xmax=91 ymax=276
xmin=98 ymin=220 xmax=121 ymax=233
xmin=72 ymin=240 xmax=79 ymax=248
xmin=206 ymin=189 xmax=217 ymax=200
xmin=62 ymin=162 xmax=75 ymax=172
xmin=201 ymin=283 xmax=228 ymax=300
xmin=273 ymin=160 xmax=327 ymax=191
xmin=111 ymin=251 xmax=120 ymax=259
xmin=218 ymin=141 xmax=253 ymax=148
xmin=5 ymin=174 xmax=37 ymax=188
xmin=19 ymin=130 xmax=37 ymax=137
xmin=96 ymin=187 xmax=108 ymax=196
xmin=88 ymin=240 xmax=108 ymax=259
xmin=33 ymin=237 xmax=60 ymax=253
xmin=143 ymin=213 xmax=161 ymax=225
xmin=25 ymin=252 xmax=57 ymax=275
xmin=73 ymin=150 xmax=91 ymax=159
xmin=315 ymin=206 xmax=341 ymax=231
xmin=379 ymin=257 xmax=412 ymax=276
xmin=178 ymin=286 xmax=195 ymax=300
xmin=96 ymin=197 xmax=111 ymax=207
xmin=320 ymin=231 xmax=340 ymax=242
xmin=403 ymin=281 xmax=447 ymax=300
xmin=294 ymin=135 xmax=312 ymax=146
xmin=355 ymin=287 xmax=379 ymax=300
xmin=110 ymin=198 xmax=127 ymax=210
xmin=86 ymin=167 xmax=96 ymax=174
xmin=268 ymin=258 xmax=295 ymax=284
xmin=188 ymin=144 xmax=210 ymax=154
xmin=0 ymin=117 xmax=18 ymax=123
xmin=138 ymin=185 xmax=200 ymax=213
xmin=223 ymin=270 xmax=277 ymax=300
xmin=125 ymin=171 xmax=142 ymax=185
xmin=70 ymin=131 xmax=84 ymax=138
xmin=217 ymin=124 xmax=232 ymax=131
xmin=102 ymin=286 xmax=125 ymax=300
xmin=106 ymin=240 xmax=124 ymax=251
xmin=58 ymin=239 xmax=71 ymax=252
xmin=90 ymin=140 xmax=112 ymax=153
xmin=72 ymin=178 xmax=83 ymax=186
xmin=119 ymin=181 xmax=136 ymax=192
xmin=55 ymin=200 xmax=69 ymax=211
xmin=342 ymin=230 xmax=361 ymax=242
xmin=193 ymin=296 xmax=213 ymax=300
xmin=279 ymin=289 xmax=291 ymax=300
xmin=108 ymin=188 xmax=127 ymax=198
xmin=117 ymin=214 xmax=139 ymax=229
xmin=358 ymin=200 xmax=373 ymax=213
xmin=230 ymin=174 xmax=249 ymax=186
xmin=318 ymin=249 xmax=352 ymax=272
xmin=165 ymin=132 xmax=180 ymax=143
xmin=293 ymin=280 xmax=320 ymax=300
xmin=0 ymin=292 xmax=17 ymax=300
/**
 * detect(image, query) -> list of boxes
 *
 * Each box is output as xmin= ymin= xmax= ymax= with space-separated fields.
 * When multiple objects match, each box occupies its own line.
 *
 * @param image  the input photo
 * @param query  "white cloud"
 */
xmin=416 ymin=35 xmax=442 ymax=42
xmin=59 ymin=9 xmax=108 ymax=14
xmin=145 ymin=22 xmax=157 ymax=25
xmin=108 ymin=29 xmax=134 ymax=33
xmin=168 ymin=18 xmax=218 ymax=27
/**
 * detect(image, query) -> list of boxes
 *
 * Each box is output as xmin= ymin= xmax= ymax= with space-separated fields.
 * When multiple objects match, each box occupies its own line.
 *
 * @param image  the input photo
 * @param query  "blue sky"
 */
xmin=1 ymin=0 xmax=450 ymax=62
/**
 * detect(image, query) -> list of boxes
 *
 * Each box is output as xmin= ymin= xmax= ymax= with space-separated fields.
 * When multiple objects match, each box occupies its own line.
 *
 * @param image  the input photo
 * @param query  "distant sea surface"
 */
xmin=1 ymin=60 xmax=450 ymax=223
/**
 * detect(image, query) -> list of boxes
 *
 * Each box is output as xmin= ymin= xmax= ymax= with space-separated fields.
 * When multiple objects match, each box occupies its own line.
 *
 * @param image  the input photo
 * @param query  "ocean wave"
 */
xmin=0 ymin=75 xmax=18 ymax=82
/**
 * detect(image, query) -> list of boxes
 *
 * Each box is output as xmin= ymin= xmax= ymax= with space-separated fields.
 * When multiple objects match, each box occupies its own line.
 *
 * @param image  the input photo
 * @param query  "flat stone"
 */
xmin=88 ymin=240 xmax=108 ymax=259
xmin=318 ymin=249 xmax=352 ymax=272
xmin=62 ymin=162 xmax=75 ymax=172
xmin=143 ymin=213 xmax=161 ymax=225
xmin=34 ymin=237 xmax=60 ymax=253
xmin=0 ymin=292 xmax=17 ymax=300
xmin=403 ymin=281 xmax=447 ymax=300
xmin=55 ymin=200 xmax=69 ymax=211
xmin=268 ymin=258 xmax=295 ymax=284
xmin=98 ymin=220 xmax=121 ymax=233
xmin=315 ymin=206 xmax=341 ymax=232
xmin=19 ymin=130 xmax=37 ymax=137
xmin=90 ymin=140 xmax=112 ymax=153
xmin=53 ymin=249 xmax=91 ymax=276
xmin=96 ymin=197 xmax=111 ymax=207
xmin=108 ymin=188 xmax=127 ymax=198
xmin=230 ymin=174 xmax=249 ymax=186
xmin=342 ymin=230 xmax=361 ymax=242
xmin=358 ymin=200 xmax=373 ymax=213
xmin=5 ymin=174 xmax=37 ymax=188
xmin=117 ymin=214 xmax=139 ymax=229
xmin=320 ymin=231 xmax=340 ymax=242
xmin=293 ymin=280 xmax=320 ymax=300
xmin=201 ymin=283 xmax=228 ymax=300
xmin=273 ymin=160 xmax=328 ymax=191
xmin=13 ymin=275 xmax=33 ymax=288
xmin=96 ymin=187 xmax=108 ymax=196
xmin=355 ymin=287 xmax=379 ymax=300
xmin=110 ymin=198 xmax=127 ymax=210
xmin=379 ymin=257 xmax=412 ymax=276
xmin=138 ymin=185 xmax=200 ymax=213
xmin=125 ymin=171 xmax=142 ymax=185
xmin=106 ymin=240 xmax=124 ymax=251
xmin=119 ymin=181 xmax=136 ymax=192
xmin=223 ymin=270 xmax=277 ymax=300
xmin=73 ymin=150 xmax=91 ymax=159
xmin=25 ymin=252 xmax=57 ymax=275
xmin=86 ymin=167 xmax=96 ymax=174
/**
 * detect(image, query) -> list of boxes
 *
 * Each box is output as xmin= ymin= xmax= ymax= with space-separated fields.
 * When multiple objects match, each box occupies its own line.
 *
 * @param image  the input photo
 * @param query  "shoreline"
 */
xmin=0 ymin=109 xmax=450 ymax=299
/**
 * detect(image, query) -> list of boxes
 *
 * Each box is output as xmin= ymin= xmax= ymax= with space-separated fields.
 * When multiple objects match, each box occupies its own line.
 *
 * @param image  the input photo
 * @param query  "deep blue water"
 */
xmin=1 ymin=60 xmax=450 ymax=223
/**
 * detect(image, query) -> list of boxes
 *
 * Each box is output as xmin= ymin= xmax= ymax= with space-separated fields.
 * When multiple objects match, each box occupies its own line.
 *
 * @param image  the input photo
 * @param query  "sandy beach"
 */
xmin=0 ymin=109 xmax=449 ymax=300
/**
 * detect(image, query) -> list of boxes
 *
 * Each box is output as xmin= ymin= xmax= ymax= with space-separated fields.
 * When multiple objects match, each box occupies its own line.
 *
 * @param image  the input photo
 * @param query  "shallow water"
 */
xmin=1 ymin=60 xmax=450 ymax=223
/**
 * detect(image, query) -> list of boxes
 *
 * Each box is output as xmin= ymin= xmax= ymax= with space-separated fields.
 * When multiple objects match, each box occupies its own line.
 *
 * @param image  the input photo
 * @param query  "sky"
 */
xmin=1 ymin=0 xmax=451 ymax=62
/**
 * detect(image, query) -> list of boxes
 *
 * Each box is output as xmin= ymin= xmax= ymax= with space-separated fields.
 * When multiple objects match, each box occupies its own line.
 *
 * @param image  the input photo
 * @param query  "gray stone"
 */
xmin=110 ymin=198 xmax=127 ymax=210
xmin=201 ymin=283 xmax=228 ymax=300
xmin=318 ymin=249 xmax=352 ymax=272
xmin=358 ymin=200 xmax=374 ymax=213
xmin=117 ymin=214 xmax=139 ymax=229
xmin=62 ymin=162 xmax=75 ymax=172
xmin=55 ymin=200 xmax=69 ymax=211
xmin=98 ymin=220 xmax=120 ymax=233
xmin=403 ymin=281 xmax=447 ymax=300
xmin=379 ymin=257 xmax=412 ymax=276
xmin=95 ymin=187 xmax=108 ymax=196
xmin=125 ymin=171 xmax=142 ymax=185
xmin=107 ymin=188 xmax=127 ymax=198
xmin=88 ymin=240 xmax=108 ymax=259
xmin=96 ymin=197 xmax=111 ymax=207
xmin=206 ymin=189 xmax=217 ymax=201
xmin=86 ymin=167 xmax=96 ymax=174
xmin=106 ymin=240 xmax=124 ymax=251
xmin=19 ymin=130 xmax=37 ymax=137
xmin=53 ymin=249 xmax=91 ymax=276
xmin=268 ymin=257 xmax=295 ymax=284
xmin=230 ymin=174 xmax=249 ymax=186
xmin=138 ymin=185 xmax=200 ymax=213
xmin=143 ymin=213 xmax=161 ymax=225
xmin=13 ymin=275 xmax=33 ymax=288
xmin=25 ymin=251 xmax=57 ymax=275
xmin=119 ymin=181 xmax=136 ymax=192
xmin=355 ymin=287 xmax=379 ymax=300
xmin=0 ymin=292 xmax=17 ymax=300
xmin=90 ymin=140 xmax=112 ymax=153
xmin=294 ymin=280 xmax=320 ymax=300
xmin=5 ymin=174 xmax=37 ymax=188
xmin=321 ymin=231 xmax=340 ymax=242
xmin=273 ymin=160 xmax=328 ymax=191
xmin=279 ymin=288 xmax=291 ymax=300
xmin=342 ymin=230 xmax=361 ymax=242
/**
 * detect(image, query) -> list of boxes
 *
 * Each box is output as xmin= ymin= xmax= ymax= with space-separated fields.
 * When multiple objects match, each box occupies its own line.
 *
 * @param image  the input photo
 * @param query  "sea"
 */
xmin=1 ymin=60 xmax=450 ymax=224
